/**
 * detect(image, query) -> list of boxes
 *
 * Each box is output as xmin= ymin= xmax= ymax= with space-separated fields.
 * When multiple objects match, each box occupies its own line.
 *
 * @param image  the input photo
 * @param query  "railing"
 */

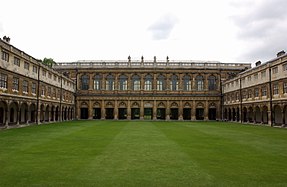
xmin=54 ymin=60 xmax=251 ymax=69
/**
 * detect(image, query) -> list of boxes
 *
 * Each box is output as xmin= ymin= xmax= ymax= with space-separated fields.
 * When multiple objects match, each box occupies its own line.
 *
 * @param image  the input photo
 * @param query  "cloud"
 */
xmin=0 ymin=22 xmax=3 ymax=33
xmin=148 ymin=13 xmax=178 ymax=40
xmin=231 ymin=0 xmax=287 ymax=62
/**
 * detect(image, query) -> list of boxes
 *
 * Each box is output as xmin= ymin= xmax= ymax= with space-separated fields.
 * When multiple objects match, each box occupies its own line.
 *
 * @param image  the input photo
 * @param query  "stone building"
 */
xmin=54 ymin=57 xmax=250 ymax=121
xmin=0 ymin=37 xmax=75 ymax=128
xmin=222 ymin=51 xmax=287 ymax=126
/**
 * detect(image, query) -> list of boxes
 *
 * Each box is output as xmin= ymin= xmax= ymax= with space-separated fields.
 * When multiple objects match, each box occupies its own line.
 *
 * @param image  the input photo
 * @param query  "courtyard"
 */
xmin=0 ymin=121 xmax=286 ymax=186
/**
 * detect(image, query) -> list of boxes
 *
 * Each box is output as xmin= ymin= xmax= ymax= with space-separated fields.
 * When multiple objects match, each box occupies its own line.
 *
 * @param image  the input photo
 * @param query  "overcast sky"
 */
xmin=0 ymin=0 xmax=286 ymax=65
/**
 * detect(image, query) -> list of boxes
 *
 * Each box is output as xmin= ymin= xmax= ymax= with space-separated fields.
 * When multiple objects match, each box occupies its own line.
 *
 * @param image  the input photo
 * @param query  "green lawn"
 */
xmin=0 ymin=121 xmax=287 ymax=187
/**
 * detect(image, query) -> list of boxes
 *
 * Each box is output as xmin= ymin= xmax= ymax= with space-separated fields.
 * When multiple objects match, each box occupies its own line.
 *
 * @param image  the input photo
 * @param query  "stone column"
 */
xmin=127 ymin=100 xmax=131 ymax=120
xmin=88 ymin=100 xmax=93 ymax=119
xmin=89 ymin=73 xmax=93 ymax=90
xmin=114 ymin=73 xmax=119 ymax=92
xmin=179 ymin=100 xmax=183 ymax=120
xmin=114 ymin=100 xmax=118 ymax=120
xmin=76 ymin=102 xmax=80 ymax=120
xmin=166 ymin=100 xmax=170 ymax=120
xmin=153 ymin=100 xmax=157 ymax=120
xmin=204 ymin=100 xmax=209 ymax=120
xmin=5 ymin=109 xmax=9 ymax=127
xmin=101 ymin=100 xmax=106 ymax=119
xmin=268 ymin=110 xmax=272 ymax=126
xmin=191 ymin=100 xmax=196 ymax=120
xmin=140 ymin=100 xmax=144 ymax=120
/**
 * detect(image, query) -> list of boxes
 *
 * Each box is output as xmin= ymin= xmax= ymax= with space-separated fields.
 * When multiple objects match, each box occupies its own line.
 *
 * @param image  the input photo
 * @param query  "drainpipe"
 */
xmin=239 ymin=76 xmax=242 ymax=123
xmin=36 ymin=64 xmax=40 ymax=124
xmin=268 ymin=65 xmax=273 ymax=126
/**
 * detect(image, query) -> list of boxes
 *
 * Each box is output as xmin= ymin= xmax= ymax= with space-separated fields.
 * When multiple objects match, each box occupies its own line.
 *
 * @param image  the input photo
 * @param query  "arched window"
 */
xmin=208 ymin=75 xmax=216 ymax=90
xmin=132 ymin=75 xmax=141 ymax=90
xmin=183 ymin=75 xmax=191 ymax=91
xmin=196 ymin=75 xmax=204 ymax=91
xmin=170 ymin=75 xmax=178 ymax=91
xmin=119 ymin=75 xmax=128 ymax=90
xmin=144 ymin=74 xmax=152 ymax=91
xmin=157 ymin=75 xmax=165 ymax=91
xmin=106 ymin=74 xmax=114 ymax=90
xmin=94 ymin=74 xmax=101 ymax=90
xmin=81 ymin=75 xmax=89 ymax=90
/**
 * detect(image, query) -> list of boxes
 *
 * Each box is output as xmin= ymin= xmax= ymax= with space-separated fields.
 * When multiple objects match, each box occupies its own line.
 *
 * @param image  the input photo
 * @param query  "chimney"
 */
xmin=2 ymin=36 xmax=10 ymax=43
xmin=255 ymin=61 xmax=261 ymax=66
xmin=277 ymin=50 xmax=285 ymax=57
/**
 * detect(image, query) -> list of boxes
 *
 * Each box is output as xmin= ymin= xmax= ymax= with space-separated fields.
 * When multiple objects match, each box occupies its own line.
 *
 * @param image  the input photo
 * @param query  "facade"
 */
xmin=223 ymin=51 xmax=287 ymax=126
xmin=54 ymin=57 xmax=250 ymax=121
xmin=0 ymin=37 xmax=76 ymax=128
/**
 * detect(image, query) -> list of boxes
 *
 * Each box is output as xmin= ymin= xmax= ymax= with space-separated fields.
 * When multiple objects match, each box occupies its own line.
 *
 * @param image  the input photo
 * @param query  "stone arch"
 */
xmin=242 ymin=107 xmax=247 ymax=122
xmin=228 ymin=108 xmax=232 ymax=121
xmin=132 ymin=102 xmax=140 ymax=108
xmin=9 ymin=101 xmax=19 ymax=124
xmin=183 ymin=102 xmax=191 ymax=120
xmin=19 ymin=102 xmax=29 ymax=124
xmin=247 ymin=106 xmax=254 ymax=123
xmin=30 ymin=103 xmax=37 ymax=123
xmin=254 ymin=106 xmax=261 ymax=123
xmin=170 ymin=102 xmax=178 ymax=108
xmin=208 ymin=102 xmax=216 ymax=120
xmin=157 ymin=102 xmax=166 ymax=108
xmin=55 ymin=105 xmax=60 ymax=121
xmin=196 ymin=102 xmax=204 ymax=120
xmin=262 ymin=106 xmax=268 ymax=124
xmin=80 ymin=102 xmax=89 ymax=119
xmin=40 ymin=104 xmax=45 ymax=122
xmin=45 ymin=105 xmax=50 ymax=122
xmin=118 ymin=101 xmax=127 ymax=108
xmin=283 ymin=105 xmax=287 ymax=126
xmin=93 ymin=102 xmax=101 ymax=108
xmin=51 ymin=105 xmax=55 ymax=121
xmin=274 ymin=105 xmax=282 ymax=125
xmin=224 ymin=108 xmax=228 ymax=120
xmin=232 ymin=108 xmax=236 ymax=121
xmin=0 ymin=101 xmax=8 ymax=126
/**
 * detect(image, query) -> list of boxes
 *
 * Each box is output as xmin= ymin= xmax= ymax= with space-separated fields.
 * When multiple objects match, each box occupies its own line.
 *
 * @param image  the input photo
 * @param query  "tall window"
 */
xmin=47 ymin=87 xmax=51 ymax=97
xmin=132 ymin=75 xmax=141 ymax=90
xmin=144 ymin=74 xmax=152 ymax=90
xmin=23 ymin=80 xmax=28 ymax=93
xmin=284 ymin=82 xmax=287 ymax=94
xmin=53 ymin=88 xmax=56 ymax=97
xmin=33 ymin=66 xmax=38 ymax=73
xmin=13 ymin=77 xmax=19 ymax=91
xmin=248 ymin=90 xmax=252 ymax=98
xmin=273 ymin=83 xmax=279 ymax=95
xmin=94 ymin=74 xmax=102 ymax=90
xmin=0 ymin=73 xmax=8 ymax=89
xmin=81 ymin=75 xmax=89 ymax=90
xmin=170 ymin=75 xmax=178 ymax=91
xmin=272 ymin=67 xmax=278 ymax=74
xmin=14 ymin=57 xmax=20 ymax=67
xmin=106 ymin=74 xmax=114 ymax=90
xmin=1 ymin=51 xmax=9 ymax=62
xmin=41 ymin=86 xmax=45 ymax=96
xmin=32 ymin=82 xmax=36 ymax=94
xmin=119 ymin=75 xmax=128 ymax=90
xmin=261 ymin=71 xmax=266 ymax=78
xmin=208 ymin=75 xmax=216 ymax=90
xmin=24 ymin=61 xmax=29 ymax=70
xmin=262 ymin=86 xmax=267 ymax=96
xmin=157 ymin=75 xmax=165 ymax=91
xmin=183 ymin=75 xmax=191 ymax=91
xmin=254 ymin=88 xmax=259 ymax=97
xmin=196 ymin=75 xmax=204 ymax=91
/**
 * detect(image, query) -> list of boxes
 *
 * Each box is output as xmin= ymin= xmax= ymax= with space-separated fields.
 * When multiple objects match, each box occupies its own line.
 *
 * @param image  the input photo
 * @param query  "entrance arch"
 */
xmin=274 ymin=105 xmax=282 ymax=125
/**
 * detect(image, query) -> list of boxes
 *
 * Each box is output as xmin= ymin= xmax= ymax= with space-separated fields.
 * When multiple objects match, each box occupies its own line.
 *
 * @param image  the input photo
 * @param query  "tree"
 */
xmin=42 ymin=58 xmax=56 ymax=68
